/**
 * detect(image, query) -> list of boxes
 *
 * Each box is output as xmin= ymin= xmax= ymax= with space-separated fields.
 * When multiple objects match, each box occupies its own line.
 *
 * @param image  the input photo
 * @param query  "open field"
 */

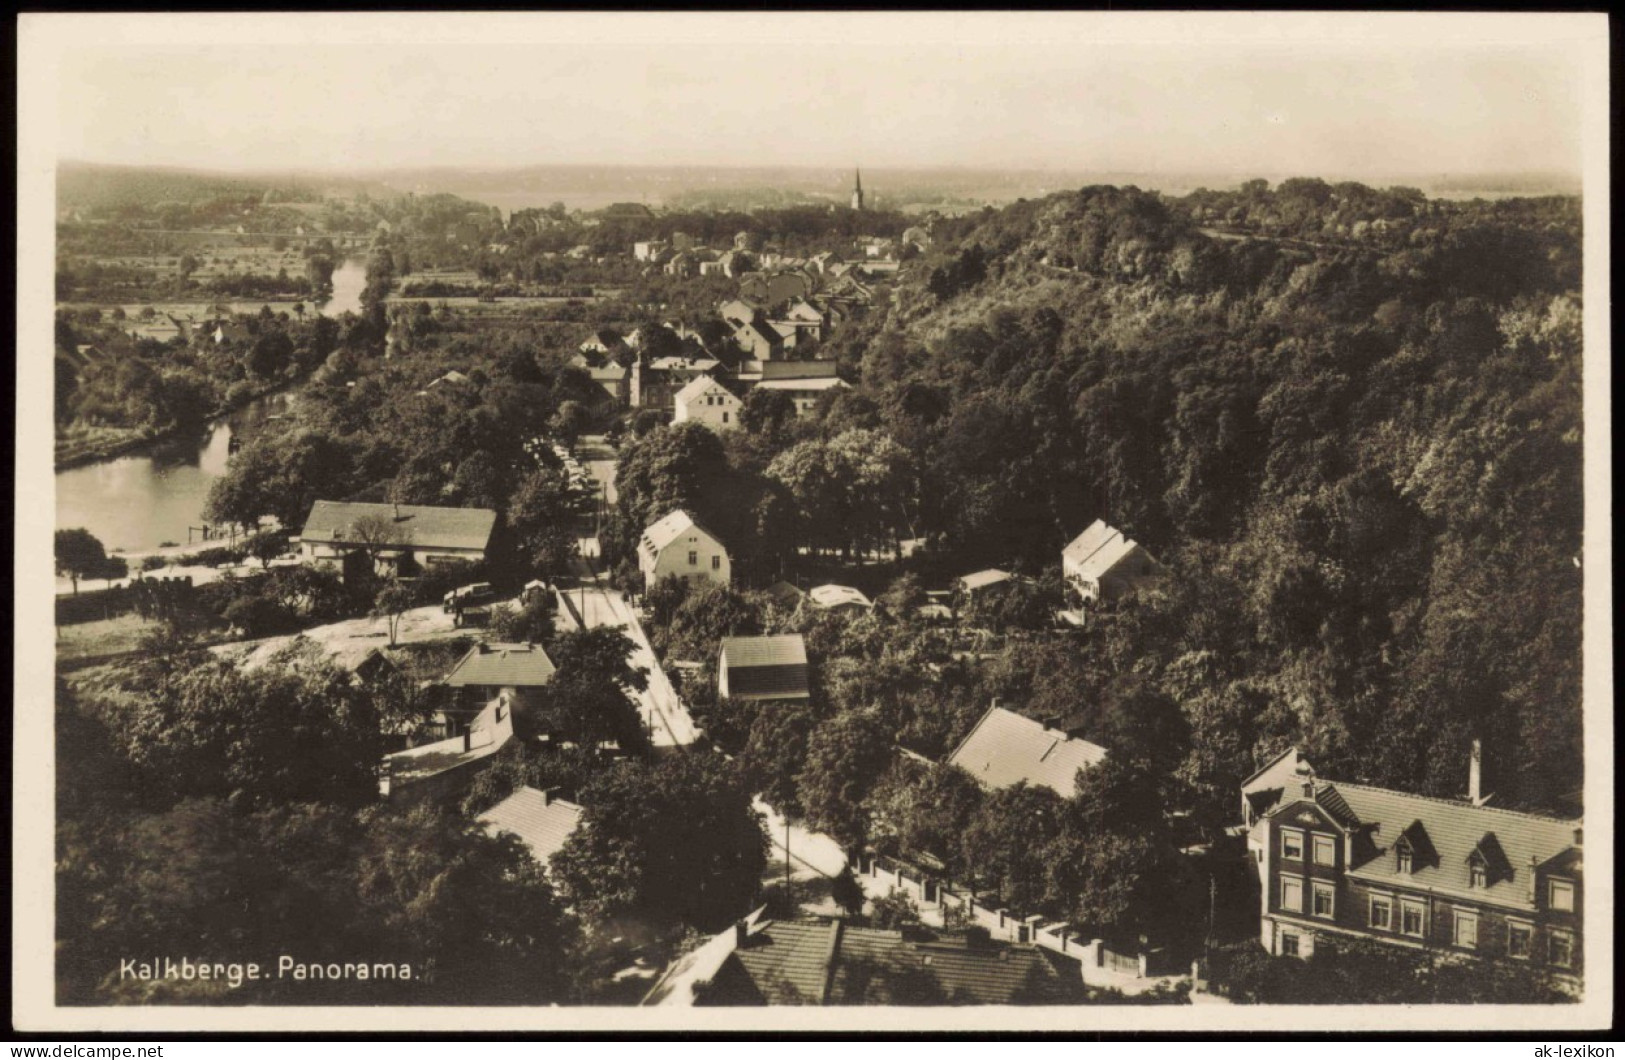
xmin=56 ymin=613 xmax=165 ymax=666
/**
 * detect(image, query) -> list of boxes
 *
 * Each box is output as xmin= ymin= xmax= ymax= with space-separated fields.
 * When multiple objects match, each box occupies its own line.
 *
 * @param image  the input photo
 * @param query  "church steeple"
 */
xmin=851 ymin=167 xmax=864 ymax=211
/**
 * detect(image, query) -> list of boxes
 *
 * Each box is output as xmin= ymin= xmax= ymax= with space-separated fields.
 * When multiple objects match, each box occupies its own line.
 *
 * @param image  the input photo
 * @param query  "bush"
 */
xmin=185 ymin=546 xmax=243 ymax=568
xmin=140 ymin=555 xmax=167 ymax=572
xmin=222 ymin=595 xmax=295 ymax=638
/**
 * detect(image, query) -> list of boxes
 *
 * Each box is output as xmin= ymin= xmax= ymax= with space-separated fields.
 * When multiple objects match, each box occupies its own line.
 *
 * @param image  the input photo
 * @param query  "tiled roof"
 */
xmin=640 ymin=510 xmax=724 ymax=559
xmin=958 ymin=569 xmax=1014 ymax=593
xmin=643 ymin=908 xmax=771 ymax=1006
xmin=675 ymin=374 xmax=736 ymax=407
xmin=721 ymin=635 xmax=810 ymax=700
xmin=300 ymin=501 xmax=496 ymax=553
xmin=1311 ymin=781 xmax=1582 ymax=910
xmin=732 ymin=919 xmax=837 ymax=1004
xmin=1062 ymin=519 xmax=1154 ymax=581
xmin=947 ymin=706 xmax=1107 ymax=798
xmin=754 ymin=377 xmax=847 ymax=393
xmin=762 ymin=581 xmax=807 ymax=608
xmin=721 ymin=634 xmax=807 ymax=668
xmin=444 ymin=642 xmax=557 ymax=688
xmin=651 ymin=356 xmax=720 ymax=372
xmin=759 ymin=359 xmax=840 ymax=380
xmin=734 ymin=319 xmax=784 ymax=348
xmin=725 ymin=919 xmax=1084 ymax=1006
xmin=383 ymin=695 xmax=514 ymax=789
xmin=479 ymin=787 xmax=584 ymax=867
xmin=808 ymin=584 xmax=873 ymax=610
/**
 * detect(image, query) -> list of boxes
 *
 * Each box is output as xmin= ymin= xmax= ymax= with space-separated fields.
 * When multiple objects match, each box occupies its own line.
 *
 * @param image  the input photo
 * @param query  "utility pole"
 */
xmin=785 ymin=816 xmax=793 ymax=901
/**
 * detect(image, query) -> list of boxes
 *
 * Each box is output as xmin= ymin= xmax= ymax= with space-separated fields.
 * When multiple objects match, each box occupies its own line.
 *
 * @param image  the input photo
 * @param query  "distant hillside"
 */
xmin=56 ymin=161 xmax=394 ymax=211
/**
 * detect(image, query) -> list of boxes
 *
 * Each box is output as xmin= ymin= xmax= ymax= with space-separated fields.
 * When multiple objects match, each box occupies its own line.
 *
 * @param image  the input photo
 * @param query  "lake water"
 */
xmin=54 ymin=259 xmax=367 ymax=553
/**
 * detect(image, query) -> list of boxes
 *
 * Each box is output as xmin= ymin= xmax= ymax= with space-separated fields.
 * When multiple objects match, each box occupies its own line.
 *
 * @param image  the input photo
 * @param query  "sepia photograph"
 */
xmin=13 ymin=11 xmax=1612 ymax=1036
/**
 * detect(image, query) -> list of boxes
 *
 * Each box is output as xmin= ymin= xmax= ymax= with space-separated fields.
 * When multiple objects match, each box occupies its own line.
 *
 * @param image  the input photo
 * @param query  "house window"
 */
xmin=1281 ymin=932 xmax=1300 ymax=957
xmin=1452 ymin=909 xmax=1478 ymax=950
xmin=1548 ymin=878 xmax=1575 ymax=912
xmin=1549 ymin=930 xmax=1574 ymax=969
xmin=722 ymin=412 xmax=729 ymax=424
xmin=688 ymin=551 xmax=698 ymax=566
xmin=1397 ymin=847 xmax=1413 ymax=874
xmin=1400 ymin=899 xmax=1427 ymax=938
xmin=1281 ymin=828 xmax=1304 ymax=861
xmin=1369 ymin=895 xmax=1393 ymax=930
xmin=1507 ymin=921 xmax=1533 ymax=959
xmin=1312 ymin=881 xmax=1335 ymax=919
xmin=1312 ymin=834 xmax=1337 ymax=867
xmin=1469 ymin=862 xmax=1487 ymax=888
xmin=711 ymin=555 xmax=721 ymax=571
xmin=1278 ymin=874 xmax=1304 ymax=913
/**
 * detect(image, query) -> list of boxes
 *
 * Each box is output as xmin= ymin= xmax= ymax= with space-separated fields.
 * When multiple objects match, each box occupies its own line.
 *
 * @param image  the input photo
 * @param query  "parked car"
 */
xmin=443 ymin=581 xmax=497 ymax=612
xmin=453 ymin=605 xmax=494 ymax=629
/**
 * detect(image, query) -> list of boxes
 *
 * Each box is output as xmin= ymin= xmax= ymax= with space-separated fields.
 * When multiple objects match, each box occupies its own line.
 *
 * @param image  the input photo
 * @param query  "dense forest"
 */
xmin=853 ymin=182 xmax=1583 ymax=816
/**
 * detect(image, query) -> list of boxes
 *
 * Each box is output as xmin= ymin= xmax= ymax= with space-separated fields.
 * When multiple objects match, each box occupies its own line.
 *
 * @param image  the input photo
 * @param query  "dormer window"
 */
xmin=1549 ymin=878 xmax=1575 ymax=912
xmin=1469 ymin=862 xmax=1486 ymax=888
xmin=1397 ymin=847 xmax=1413 ymax=874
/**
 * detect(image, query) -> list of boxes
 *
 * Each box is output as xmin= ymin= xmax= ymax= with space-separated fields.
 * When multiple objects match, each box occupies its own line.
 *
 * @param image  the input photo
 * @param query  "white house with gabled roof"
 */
xmin=1062 ymin=519 xmax=1162 ymax=604
xmin=638 ymin=510 xmax=730 ymax=591
xmin=672 ymin=375 xmax=743 ymax=432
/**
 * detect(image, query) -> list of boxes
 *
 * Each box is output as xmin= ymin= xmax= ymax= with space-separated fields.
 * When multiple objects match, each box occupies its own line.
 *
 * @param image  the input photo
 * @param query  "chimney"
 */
xmin=1528 ymin=855 xmax=1539 ymax=901
xmin=734 ymin=919 xmax=750 ymax=949
xmin=1573 ymin=826 xmax=1583 ymax=847
xmin=1468 ymin=739 xmax=1486 ymax=806
xmin=462 ymin=730 xmax=472 ymax=753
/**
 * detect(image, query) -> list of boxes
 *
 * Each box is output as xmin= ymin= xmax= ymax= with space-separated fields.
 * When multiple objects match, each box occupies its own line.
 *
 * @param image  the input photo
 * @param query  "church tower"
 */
xmin=851 ymin=168 xmax=864 ymax=211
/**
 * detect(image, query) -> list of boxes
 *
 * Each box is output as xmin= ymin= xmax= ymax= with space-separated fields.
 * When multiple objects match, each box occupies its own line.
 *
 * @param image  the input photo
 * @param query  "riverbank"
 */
xmin=53 ymin=371 xmax=312 ymax=471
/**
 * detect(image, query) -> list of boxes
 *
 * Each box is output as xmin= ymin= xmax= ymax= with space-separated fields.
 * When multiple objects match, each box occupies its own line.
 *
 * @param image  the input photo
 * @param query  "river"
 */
xmin=54 ymin=259 xmax=367 ymax=553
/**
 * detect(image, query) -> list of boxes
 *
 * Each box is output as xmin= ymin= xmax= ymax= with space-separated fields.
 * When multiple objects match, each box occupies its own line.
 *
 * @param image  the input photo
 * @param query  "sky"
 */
xmin=33 ymin=12 xmax=1598 ymax=180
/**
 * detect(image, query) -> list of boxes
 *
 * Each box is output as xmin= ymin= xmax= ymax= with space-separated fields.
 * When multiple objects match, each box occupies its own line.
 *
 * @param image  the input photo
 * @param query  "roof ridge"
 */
xmin=945 ymin=705 xmax=998 ymax=769
xmin=1329 ymin=779 xmax=1582 ymax=825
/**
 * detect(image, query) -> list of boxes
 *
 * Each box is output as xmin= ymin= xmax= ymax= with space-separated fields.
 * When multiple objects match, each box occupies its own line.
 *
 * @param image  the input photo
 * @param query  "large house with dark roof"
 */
xmin=1241 ymin=747 xmax=1583 ymax=991
xmin=718 ymin=634 xmax=810 ymax=706
xmin=947 ymin=705 xmax=1107 ymax=798
xmin=299 ymin=500 xmax=496 ymax=578
xmin=643 ymin=910 xmax=1085 ymax=1006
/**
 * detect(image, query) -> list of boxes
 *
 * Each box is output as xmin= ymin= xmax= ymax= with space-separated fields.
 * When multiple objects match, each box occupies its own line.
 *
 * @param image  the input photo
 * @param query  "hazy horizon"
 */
xmin=36 ymin=13 xmax=1590 ymax=183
